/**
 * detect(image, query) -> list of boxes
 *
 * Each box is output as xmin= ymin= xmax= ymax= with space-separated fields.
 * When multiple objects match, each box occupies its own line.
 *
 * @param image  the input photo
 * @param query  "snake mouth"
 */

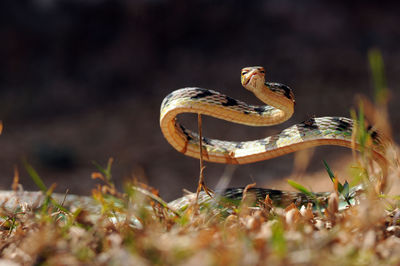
xmin=243 ymin=77 xmax=250 ymax=86
xmin=244 ymin=71 xmax=260 ymax=86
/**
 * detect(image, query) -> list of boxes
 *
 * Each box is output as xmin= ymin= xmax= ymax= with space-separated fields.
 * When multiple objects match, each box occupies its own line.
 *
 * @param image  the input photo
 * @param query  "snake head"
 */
xmin=241 ymin=66 xmax=266 ymax=90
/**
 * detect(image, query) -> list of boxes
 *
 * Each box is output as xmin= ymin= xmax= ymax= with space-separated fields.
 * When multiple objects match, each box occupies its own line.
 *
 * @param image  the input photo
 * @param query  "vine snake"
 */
xmin=160 ymin=66 xmax=388 ymax=207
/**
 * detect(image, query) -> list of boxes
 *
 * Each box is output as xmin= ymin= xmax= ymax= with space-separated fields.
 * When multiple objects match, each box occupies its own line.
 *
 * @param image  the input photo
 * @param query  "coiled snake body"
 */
xmin=160 ymin=66 xmax=388 ymax=206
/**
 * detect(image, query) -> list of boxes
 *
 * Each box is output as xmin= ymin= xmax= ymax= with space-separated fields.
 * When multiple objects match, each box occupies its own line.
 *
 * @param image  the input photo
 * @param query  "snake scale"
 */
xmin=160 ymin=66 xmax=388 ymax=208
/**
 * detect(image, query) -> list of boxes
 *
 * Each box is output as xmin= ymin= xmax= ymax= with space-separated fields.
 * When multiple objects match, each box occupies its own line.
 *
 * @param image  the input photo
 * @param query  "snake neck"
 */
xmin=246 ymin=79 xmax=295 ymax=123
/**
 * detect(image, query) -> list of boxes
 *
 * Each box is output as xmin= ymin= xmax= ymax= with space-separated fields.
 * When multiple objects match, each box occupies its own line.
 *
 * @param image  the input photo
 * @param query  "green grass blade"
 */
xmin=368 ymin=48 xmax=387 ymax=105
xmin=287 ymin=179 xmax=323 ymax=212
xmin=23 ymin=160 xmax=69 ymax=213
xmin=343 ymin=181 xmax=350 ymax=198
xmin=23 ymin=160 xmax=47 ymax=192
xmin=323 ymin=160 xmax=335 ymax=181
xmin=287 ymin=179 xmax=313 ymax=198
xmin=323 ymin=160 xmax=343 ymax=192
xmin=105 ymin=158 xmax=113 ymax=181
xmin=91 ymin=158 xmax=113 ymax=181
xmin=91 ymin=160 xmax=108 ymax=178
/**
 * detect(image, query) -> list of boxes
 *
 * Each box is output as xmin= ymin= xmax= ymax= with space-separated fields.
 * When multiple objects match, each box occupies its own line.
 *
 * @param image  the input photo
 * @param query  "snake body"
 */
xmin=160 ymin=66 xmax=388 ymax=206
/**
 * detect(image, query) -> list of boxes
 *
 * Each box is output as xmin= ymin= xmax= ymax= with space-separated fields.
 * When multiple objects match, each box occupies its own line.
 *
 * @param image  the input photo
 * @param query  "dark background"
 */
xmin=0 ymin=0 xmax=399 ymax=200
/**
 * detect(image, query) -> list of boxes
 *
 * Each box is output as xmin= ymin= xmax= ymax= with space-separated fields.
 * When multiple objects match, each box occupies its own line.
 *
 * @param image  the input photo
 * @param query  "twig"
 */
xmin=131 ymin=186 xmax=181 ymax=217
xmin=196 ymin=114 xmax=213 ymax=203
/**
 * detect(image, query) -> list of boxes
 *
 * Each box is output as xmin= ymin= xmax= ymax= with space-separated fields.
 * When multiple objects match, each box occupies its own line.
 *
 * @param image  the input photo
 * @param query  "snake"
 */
xmin=160 ymin=66 xmax=388 ymax=208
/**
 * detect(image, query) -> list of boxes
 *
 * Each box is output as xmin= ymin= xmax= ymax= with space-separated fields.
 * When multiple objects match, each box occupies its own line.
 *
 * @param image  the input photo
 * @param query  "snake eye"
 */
xmin=259 ymin=70 xmax=265 ymax=74
xmin=242 ymin=71 xmax=248 ymax=75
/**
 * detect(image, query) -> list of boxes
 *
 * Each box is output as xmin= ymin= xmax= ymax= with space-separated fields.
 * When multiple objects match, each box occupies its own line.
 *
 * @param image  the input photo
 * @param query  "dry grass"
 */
xmin=0 ymin=145 xmax=399 ymax=266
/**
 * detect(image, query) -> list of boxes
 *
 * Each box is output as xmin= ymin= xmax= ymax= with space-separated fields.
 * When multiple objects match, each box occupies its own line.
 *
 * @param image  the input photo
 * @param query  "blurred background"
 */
xmin=0 ymin=0 xmax=399 ymax=200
